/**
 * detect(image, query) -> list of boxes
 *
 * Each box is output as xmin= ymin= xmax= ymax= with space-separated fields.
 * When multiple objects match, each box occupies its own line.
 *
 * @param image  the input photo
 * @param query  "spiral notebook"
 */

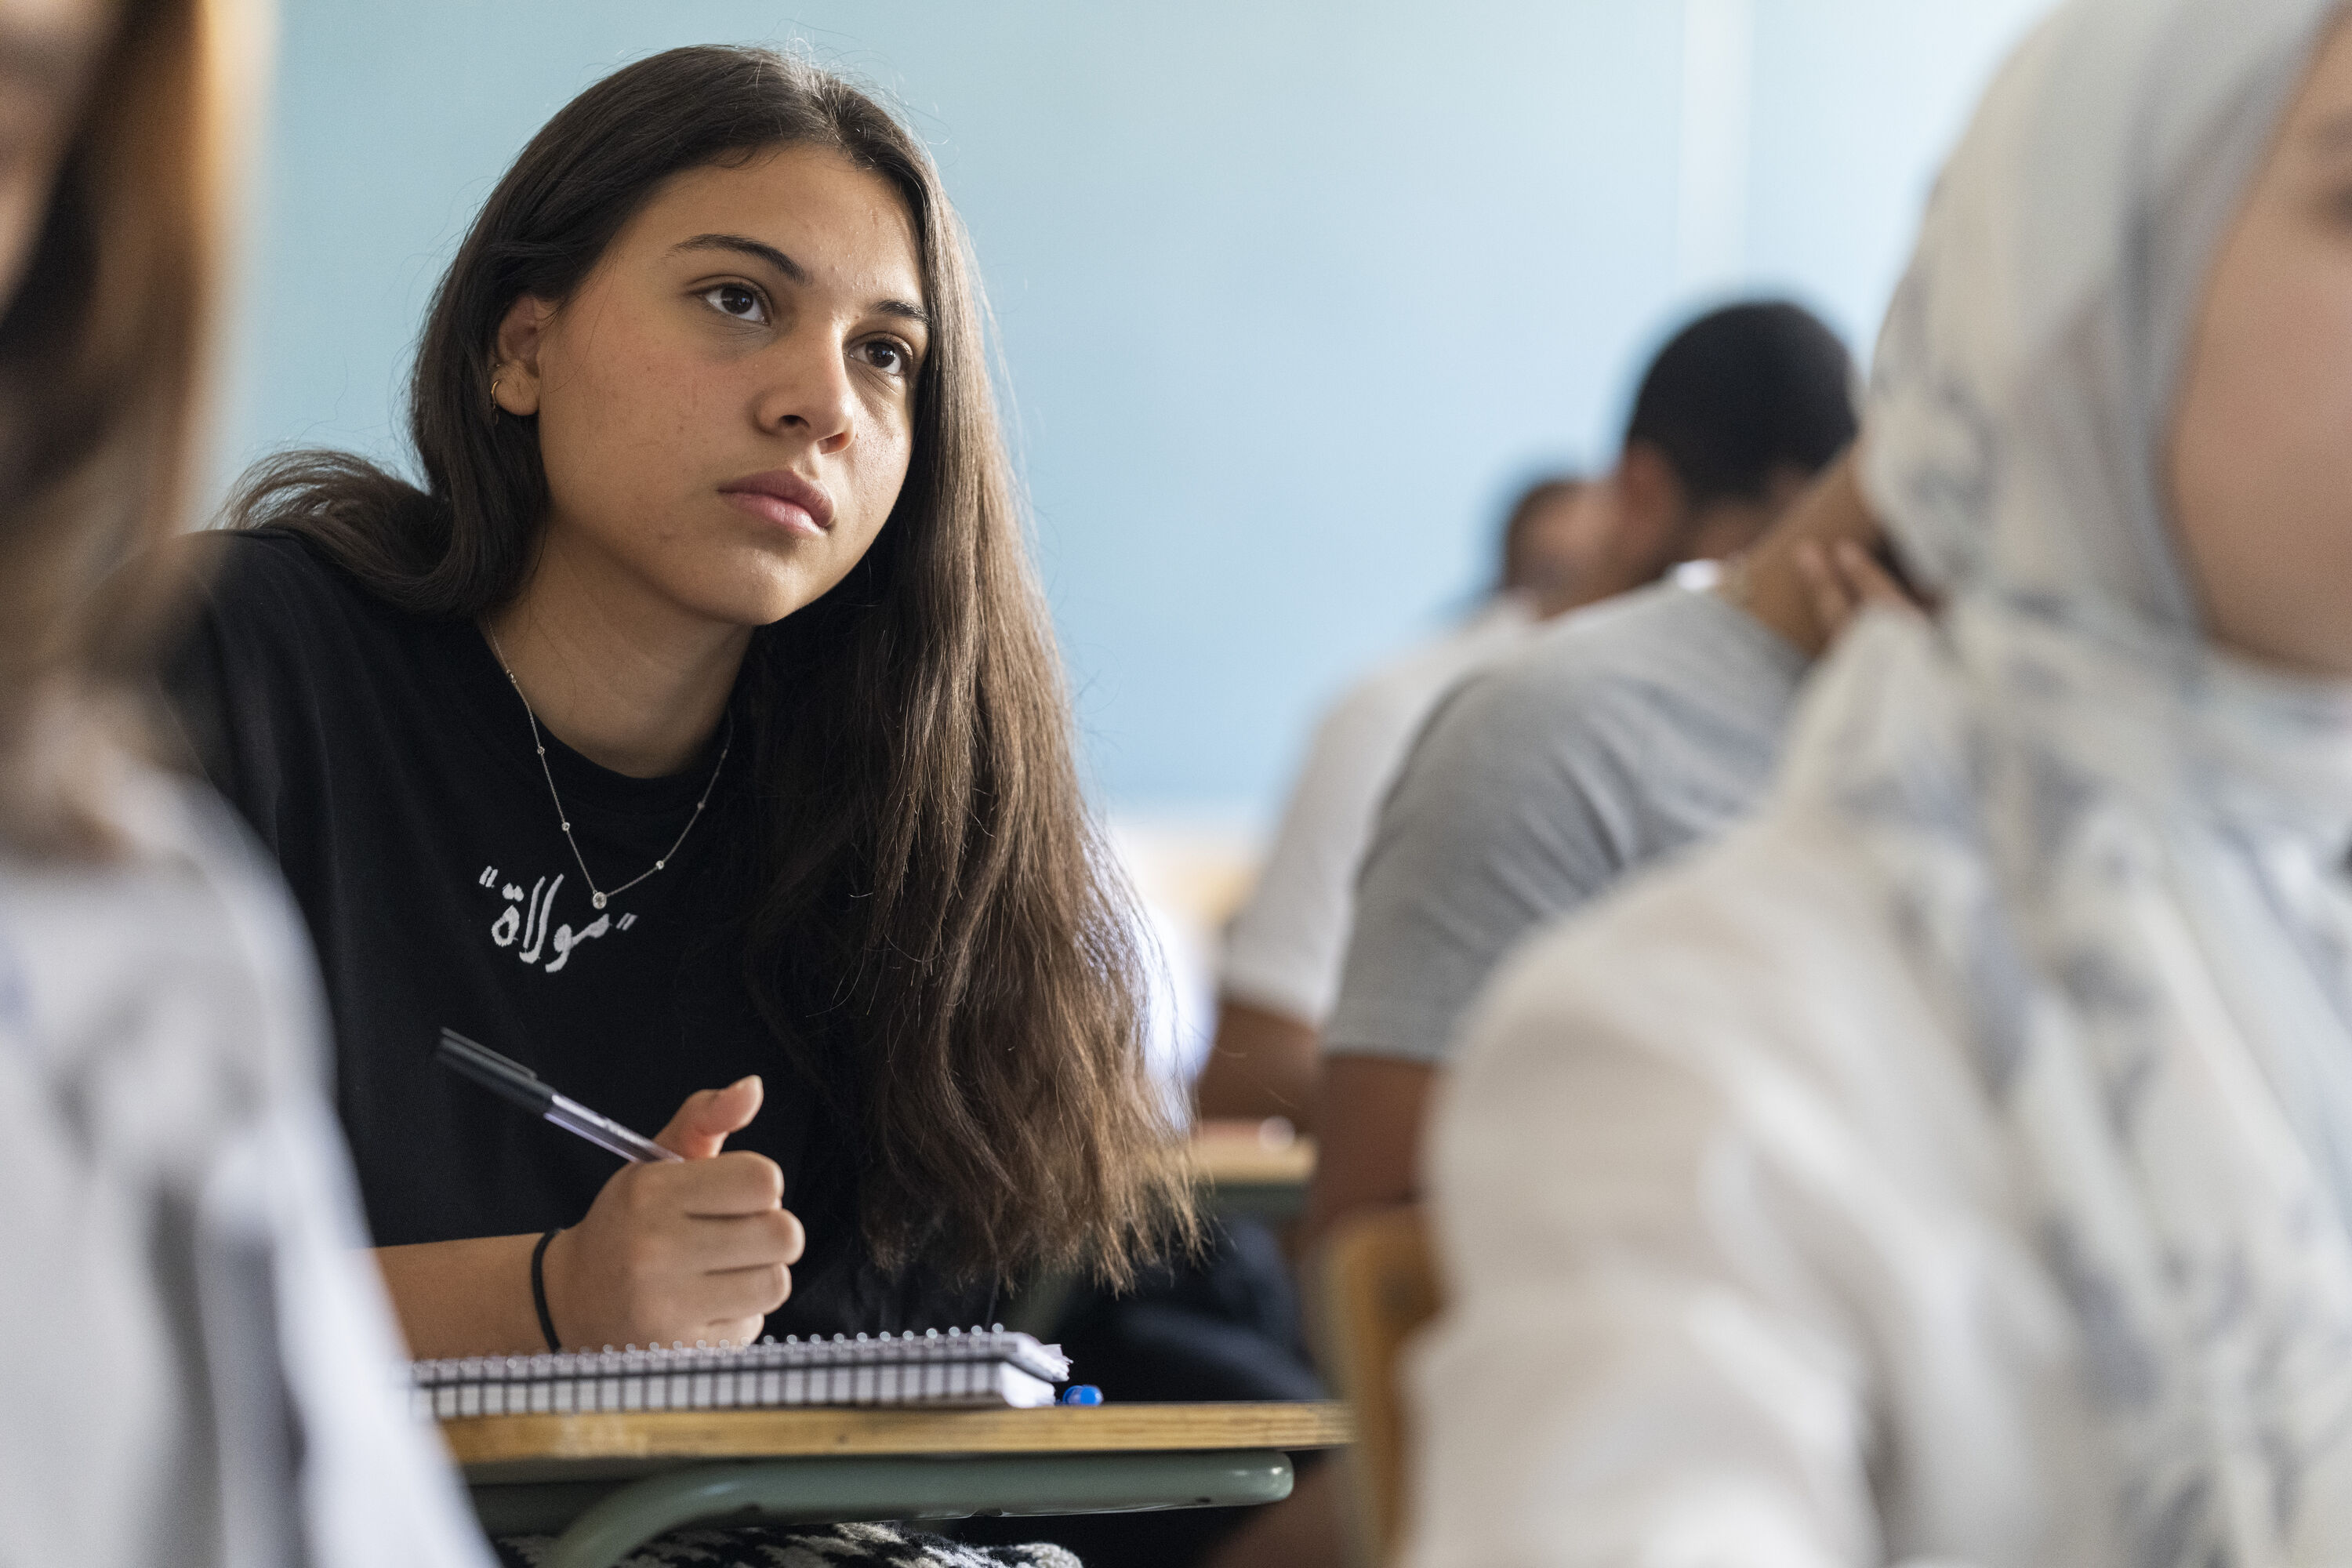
xmin=411 ymin=1327 xmax=1069 ymax=1419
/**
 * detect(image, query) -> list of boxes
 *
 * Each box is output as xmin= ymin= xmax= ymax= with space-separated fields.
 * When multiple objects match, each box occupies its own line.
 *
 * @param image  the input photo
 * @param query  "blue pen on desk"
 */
xmin=437 ymin=1026 xmax=683 ymax=1163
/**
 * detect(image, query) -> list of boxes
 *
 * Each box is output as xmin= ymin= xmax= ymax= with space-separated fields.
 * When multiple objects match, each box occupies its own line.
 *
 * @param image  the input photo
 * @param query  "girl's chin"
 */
xmin=656 ymin=570 xmax=833 ymax=633
xmin=551 ymin=527 xmax=849 ymax=631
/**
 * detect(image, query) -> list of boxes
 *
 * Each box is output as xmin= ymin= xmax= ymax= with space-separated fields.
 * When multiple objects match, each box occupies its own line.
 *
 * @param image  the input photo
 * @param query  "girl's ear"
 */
xmin=491 ymin=295 xmax=556 ymax=416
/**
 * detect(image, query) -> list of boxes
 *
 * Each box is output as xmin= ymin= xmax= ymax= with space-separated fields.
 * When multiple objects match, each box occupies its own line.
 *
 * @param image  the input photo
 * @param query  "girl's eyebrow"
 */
xmin=674 ymin=232 xmax=808 ymax=284
xmin=670 ymin=232 xmax=931 ymax=328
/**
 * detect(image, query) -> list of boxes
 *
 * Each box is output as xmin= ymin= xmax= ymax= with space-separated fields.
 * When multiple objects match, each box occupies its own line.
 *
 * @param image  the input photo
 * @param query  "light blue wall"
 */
xmin=222 ymin=0 xmax=2046 ymax=822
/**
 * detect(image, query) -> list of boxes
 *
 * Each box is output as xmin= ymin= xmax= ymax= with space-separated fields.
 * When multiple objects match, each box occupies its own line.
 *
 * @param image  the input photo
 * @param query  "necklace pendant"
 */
xmin=592 ymin=891 xmax=608 ymax=909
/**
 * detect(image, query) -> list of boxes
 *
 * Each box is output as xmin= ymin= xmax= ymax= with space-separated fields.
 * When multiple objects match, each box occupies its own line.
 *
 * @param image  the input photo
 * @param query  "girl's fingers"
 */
xmin=701 ymin=1261 xmax=793 ymax=1324
xmin=688 ymin=1207 xmax=808 ymax=1272
xmin=669 ymin=1149 xmax=786 ymax=1217
xmin=654 ymin=1076 xmax=764 ymax=1160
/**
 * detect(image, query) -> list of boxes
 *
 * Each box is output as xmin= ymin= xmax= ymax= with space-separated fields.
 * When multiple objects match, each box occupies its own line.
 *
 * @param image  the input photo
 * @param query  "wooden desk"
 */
xmin=451 ymin=1400 xmax=1353 ymax=1568
xmin=1190 ymin=1123 xmax=1317 ymax=1222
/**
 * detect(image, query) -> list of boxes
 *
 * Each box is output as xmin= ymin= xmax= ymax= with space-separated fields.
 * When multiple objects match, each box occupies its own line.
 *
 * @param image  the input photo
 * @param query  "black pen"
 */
xmin=436 ymin=1027 xmax=682 ymax=1163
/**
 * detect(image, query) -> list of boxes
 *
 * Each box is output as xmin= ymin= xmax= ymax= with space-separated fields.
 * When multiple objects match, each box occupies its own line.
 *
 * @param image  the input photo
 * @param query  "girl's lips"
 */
xmin=721 ymin=488 xmax=826 ymax=539
xmin=718 ymin=468 xmax=835 ymax=538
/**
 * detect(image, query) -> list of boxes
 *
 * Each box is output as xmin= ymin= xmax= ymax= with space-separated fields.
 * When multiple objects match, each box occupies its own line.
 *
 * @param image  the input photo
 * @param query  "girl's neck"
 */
xmin=482 ymin=539 xmax=751 ymax=779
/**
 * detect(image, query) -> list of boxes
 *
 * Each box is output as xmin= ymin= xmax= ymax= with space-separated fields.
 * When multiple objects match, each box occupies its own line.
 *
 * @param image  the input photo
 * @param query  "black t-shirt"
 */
xmin=164 ymin=529 xmax=992 ymax=1337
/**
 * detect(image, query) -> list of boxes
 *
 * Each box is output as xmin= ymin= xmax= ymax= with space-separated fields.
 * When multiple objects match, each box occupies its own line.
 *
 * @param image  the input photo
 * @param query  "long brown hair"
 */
xmin=231 ymin=46 xmax=1194 ymax=1285
xmin=0 ymin=0 xmax=255 ymax=855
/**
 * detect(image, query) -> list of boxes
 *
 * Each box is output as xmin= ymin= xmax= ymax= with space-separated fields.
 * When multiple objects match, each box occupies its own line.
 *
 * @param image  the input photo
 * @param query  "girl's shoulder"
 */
xmin=1443 ymin=808 xmax=2014 ymax=1229
xmin=165 ymin=526 xmax=442 ymax=728
xmin=1451 ymin=809 xmax=1980 ymax=1149
xmin=186 ymin=526 xmax=388 ymax=636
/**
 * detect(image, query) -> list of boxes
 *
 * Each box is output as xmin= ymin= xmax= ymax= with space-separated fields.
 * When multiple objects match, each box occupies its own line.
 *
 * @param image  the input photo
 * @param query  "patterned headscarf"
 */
xmin=1802 ymin=0 xmax=2352 ymax=1558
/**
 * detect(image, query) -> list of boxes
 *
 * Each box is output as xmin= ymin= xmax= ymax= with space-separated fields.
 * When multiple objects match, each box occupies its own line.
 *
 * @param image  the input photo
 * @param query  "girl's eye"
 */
xmin=858 ymin=339 xmax=914 ymax=376
xmin=699 ymin=283 xmax=767 ymax=324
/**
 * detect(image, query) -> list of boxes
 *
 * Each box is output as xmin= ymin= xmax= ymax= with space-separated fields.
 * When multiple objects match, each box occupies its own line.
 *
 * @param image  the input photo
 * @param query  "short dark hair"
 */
xmin=1623 ymin=300 xmax=1857 ymax=508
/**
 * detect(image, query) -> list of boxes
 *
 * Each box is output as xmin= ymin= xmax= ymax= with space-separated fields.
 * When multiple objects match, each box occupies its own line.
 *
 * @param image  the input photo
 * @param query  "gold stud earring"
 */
xmin=488 ymin=371 xmax=505 ymax=416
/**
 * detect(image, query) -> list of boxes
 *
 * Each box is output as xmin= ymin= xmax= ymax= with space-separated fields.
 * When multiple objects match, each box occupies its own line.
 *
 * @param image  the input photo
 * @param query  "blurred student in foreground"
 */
xmin=1414 ymin=0 xmax=2352 ymax=1561
xmin=1195 ymin=475 xmax=1605 ymax=1127
xmin=1203 ymin=302 xmax=1856 ymax=1132
xmin=0 ymin=1 xmax=491 ymax=1565
xmin=1302 ymin=300 xmax=1862 ymax=1243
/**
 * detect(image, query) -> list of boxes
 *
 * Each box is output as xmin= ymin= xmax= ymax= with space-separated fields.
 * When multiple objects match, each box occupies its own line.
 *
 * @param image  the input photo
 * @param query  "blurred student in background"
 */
xmin=1204 ymin=303 xmax=1853 ymax=1132
xmin=1125 ymin=303 xmax=1857 ymax=1568
xmin=1498 ymin=477 xmax=1617 ymax=619
xmin=1302 ymin=300 xmax=1864 ymax=1243
xmin=0 ymin=0 xmax=491 ymax=1564
xmin=1414 ymin=0 xmax=2352 ymax=1560
xmin=1196 ymin=474 xmax=1609 ymax=1128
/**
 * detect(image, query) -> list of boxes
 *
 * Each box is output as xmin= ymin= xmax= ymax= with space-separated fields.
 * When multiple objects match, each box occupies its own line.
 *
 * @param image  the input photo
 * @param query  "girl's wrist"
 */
xmin=530 ymin=1228 xmax=565 ymax=1352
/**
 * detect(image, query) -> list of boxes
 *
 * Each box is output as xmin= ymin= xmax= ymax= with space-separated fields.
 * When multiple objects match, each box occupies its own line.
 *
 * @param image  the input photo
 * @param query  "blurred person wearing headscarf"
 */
xmin=0 ymin=1 xmax=494 ymax=1564
xmin=1408 ymin=1 xmax=2352 ymax=1563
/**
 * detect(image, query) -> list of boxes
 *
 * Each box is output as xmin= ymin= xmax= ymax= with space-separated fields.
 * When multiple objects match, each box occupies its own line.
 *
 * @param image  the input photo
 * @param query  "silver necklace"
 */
xmin=485 ymin=629 xmax=732 ymax=912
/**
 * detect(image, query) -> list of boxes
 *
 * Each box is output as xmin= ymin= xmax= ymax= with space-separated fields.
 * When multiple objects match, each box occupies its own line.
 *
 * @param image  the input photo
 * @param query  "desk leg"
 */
xmin=535 ymin=1450 xmax=1294 ymax=1568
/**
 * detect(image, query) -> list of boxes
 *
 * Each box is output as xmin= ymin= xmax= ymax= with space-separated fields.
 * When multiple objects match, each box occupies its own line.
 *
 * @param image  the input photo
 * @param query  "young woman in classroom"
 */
xmin=165 ymin=48 xmax=1192 ymax=1383
xmin=1407 ymin=0 xmax=2352 ymax=1562
xmin=0 ymin=0 xmax=490 ymax=1563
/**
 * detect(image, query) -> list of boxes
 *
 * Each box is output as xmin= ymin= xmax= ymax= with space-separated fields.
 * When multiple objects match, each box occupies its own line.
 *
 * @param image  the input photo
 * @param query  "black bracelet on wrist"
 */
xmin=530 ymin=1228 xmax=564 ymax=1353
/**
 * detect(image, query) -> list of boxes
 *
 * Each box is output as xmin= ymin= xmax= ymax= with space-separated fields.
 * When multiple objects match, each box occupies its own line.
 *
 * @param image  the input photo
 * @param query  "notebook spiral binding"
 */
xmin=411 ymin=1326 xmax=1070 ymax=1420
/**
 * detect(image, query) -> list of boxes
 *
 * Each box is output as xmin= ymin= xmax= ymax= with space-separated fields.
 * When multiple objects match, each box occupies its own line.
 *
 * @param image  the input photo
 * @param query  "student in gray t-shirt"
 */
xmin=1324 ymin=576 xmax=1807 ymax=1063
xmin=1303 ymin=456 xmax=1913 ymax=1246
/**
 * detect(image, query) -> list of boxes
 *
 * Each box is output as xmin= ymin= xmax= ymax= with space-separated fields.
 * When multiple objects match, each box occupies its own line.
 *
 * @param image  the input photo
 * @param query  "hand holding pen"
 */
xmin=437 ymin=1029 xmax=804 ymax=1352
